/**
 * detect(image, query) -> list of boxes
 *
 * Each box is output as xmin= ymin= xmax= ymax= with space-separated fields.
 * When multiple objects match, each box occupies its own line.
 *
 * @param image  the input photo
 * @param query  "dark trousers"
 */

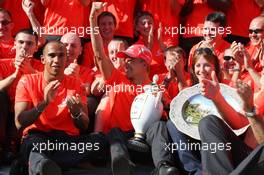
xmin=0 ymin=91 xmax=9 ymax=145
xmin=198 ymin=115 xmax=255 ymax=175
xmin=230 ymin=142 xmax=264 ymax=175
xmin=107 ymin=121 xmax=175 ymax=168
xmin=167 ymin=120 xmax=202 ymax=175
xmin=20 ymin=130 xmax=108 ymax=174
xmin=0 ymin=91 xmax=19 ymax=155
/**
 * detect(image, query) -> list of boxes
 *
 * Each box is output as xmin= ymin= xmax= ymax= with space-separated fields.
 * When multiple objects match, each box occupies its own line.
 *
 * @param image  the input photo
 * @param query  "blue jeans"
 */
xmin=167 ymin=120 xmax=202 ymax=175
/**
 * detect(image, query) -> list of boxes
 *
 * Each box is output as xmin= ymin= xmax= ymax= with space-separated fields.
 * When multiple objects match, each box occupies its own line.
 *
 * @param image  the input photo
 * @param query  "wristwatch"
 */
xmin=245 ymin=106 xmax=256 ymax=118
xmin=71 ymin=111 xmax=82 ymax=120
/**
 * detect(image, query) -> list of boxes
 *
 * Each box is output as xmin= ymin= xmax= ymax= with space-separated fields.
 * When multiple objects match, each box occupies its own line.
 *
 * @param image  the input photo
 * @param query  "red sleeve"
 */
xmin=15 ymin=76 xmax=32 ymax=103
xmin=104 ymin=69 xmax=128 ymax=85
xmin=79 ymin=66 xmax=95 ymax=84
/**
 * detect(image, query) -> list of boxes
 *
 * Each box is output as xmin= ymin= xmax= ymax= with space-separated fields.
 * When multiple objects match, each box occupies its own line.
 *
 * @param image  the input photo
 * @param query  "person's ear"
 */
xmin=40 ymin=55 xmax=45 ymax=65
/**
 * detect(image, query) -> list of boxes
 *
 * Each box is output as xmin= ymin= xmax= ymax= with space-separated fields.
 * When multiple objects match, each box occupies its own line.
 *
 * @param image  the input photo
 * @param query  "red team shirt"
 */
xmin=103 ymin=69 xmax=148 ymax=132
xmin=42 ymin=0 xmax=88 ymax=36
xmin=0 ymin=39 xmax=15 ymax=59
xmin=15 ymin=72 xmax=87 ymax=136
xmin=0 ymin=58 xmax=43 ymax=102
xmin=246 ymin=43 xmax=263 ymax=73
xmin=82 ymin=42 xmax=108 ymax=69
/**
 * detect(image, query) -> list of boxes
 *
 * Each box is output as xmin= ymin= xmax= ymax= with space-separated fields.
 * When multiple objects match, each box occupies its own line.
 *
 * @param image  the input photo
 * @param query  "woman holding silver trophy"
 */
xmin=167 ymin=45 xmax=264 ymax=175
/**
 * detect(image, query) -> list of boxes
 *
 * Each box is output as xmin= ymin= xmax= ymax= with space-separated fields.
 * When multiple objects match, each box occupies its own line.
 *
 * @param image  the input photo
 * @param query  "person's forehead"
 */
xmin=249 ymin=19 xmax=264 ymax=29
xmin=16 ymin=33 xmax=35 ymax=42
xmin=108 ymin=40 xmax=124 ymax=49
xmin=61 ymin=35 xmax=80 ymax=45
xmin=99 ymin=16 xmax=115 ymax=23
xmin=204 ymin=21 xmax=219 ymax=28
xmin=139 ymin=15 xmax=153 ymax=22
xmin=45 ymin=44 xmax=65 ymax=54
xmin=166 ymin=49 xmax=180 ymax=54
xmin=196 ymin=55 xmax=211 ymax=64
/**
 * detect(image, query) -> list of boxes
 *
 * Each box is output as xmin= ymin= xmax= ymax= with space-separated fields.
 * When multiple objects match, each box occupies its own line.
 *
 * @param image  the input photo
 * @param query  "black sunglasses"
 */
xmin=249 ymin=29 xmax=264 ymax=34
xmin=223 ymin=56 xmax=234 ymax=61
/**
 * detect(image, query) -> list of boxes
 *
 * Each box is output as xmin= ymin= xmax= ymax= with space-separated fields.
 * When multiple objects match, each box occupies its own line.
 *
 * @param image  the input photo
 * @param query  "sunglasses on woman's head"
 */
xmin=194 ymin=47 xmax=214 ymax=55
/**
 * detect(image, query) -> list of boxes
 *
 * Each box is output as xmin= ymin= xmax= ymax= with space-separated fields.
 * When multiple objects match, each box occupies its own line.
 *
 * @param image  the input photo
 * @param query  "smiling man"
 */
xmin=0 ymin=8 xmax=15 ymax=59
xmin=0 ymin=28 xmax=43 ymax=165
xmin=90 ymin=2 xmax=179 ymax=175
xmin=188 ymin=12 xmax=230 ymax=70
xmin=13 ymin=41 xmax=107 ymax=175
xmin=82 ymin=11 xmax=117 ymax=68
xmin=245 ymin=16 xmax=264 ymax=72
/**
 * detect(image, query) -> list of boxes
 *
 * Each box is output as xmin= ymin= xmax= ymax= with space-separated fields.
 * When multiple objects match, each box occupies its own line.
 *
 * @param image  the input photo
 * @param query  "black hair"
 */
xmin=97 ymin=11 xmax=117 ymax=26
xmin=15 ymin=28 xmax=39 ymax=44
xmin=205 ymin=12 xmax=226 ymax=27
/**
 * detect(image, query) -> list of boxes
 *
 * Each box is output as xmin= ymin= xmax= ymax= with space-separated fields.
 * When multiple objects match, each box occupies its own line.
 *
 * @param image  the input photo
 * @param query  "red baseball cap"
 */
xmin=116 ymin=44 xmax=152 ymax=65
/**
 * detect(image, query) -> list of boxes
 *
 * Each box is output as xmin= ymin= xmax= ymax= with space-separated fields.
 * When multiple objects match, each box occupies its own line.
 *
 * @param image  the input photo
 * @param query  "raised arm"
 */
xmin=200 ymin=71 xmax=249 ymax=129
xmin=14 ymin=80 xmax=59 ymax=130
xmin=0 ymin=69 xmax=20 ymax=91
xmin=231 ymin=41 xmax=261 ymax=89
xmin=0 ymin=54 xmax=37 ymax=90
xmin=90 ymin=2 xmax=114 ymax=80
xmin=237 ymin=80 xmax=264 ymax=144
xmin=22 ymin=0 xmax=46 ymax=46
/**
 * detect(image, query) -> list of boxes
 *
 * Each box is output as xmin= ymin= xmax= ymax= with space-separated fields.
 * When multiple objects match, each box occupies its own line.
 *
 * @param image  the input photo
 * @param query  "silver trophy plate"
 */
xmin=170 ymin=83 xmax=249 ymax=140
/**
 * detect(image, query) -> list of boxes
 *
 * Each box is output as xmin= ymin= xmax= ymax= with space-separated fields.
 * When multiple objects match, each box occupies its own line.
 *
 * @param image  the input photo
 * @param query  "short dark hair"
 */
xmin=15 ymin=28 xmax=39 ymax=44
xmin=0 ymin=8 xmax=12 ymax=20
xmin=43 ymin=41 xmax=65 ymax=55
xmin=190 ymin=47 xmax=221 ymax=85
xmin=165 ymin=46 xmax=187 ymax=59
xmin=205 ymin=12 xmax=226 ymax=27
xmin=134 ymin=11 xmax=154 ymax=27
xmin=97 ymin=11 xmax=117 ymax=26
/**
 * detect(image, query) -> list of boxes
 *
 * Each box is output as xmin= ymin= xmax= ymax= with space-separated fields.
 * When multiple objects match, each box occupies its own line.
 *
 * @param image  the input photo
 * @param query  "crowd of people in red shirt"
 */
xmin=0 ymin=0 xmax=263 ymax=175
